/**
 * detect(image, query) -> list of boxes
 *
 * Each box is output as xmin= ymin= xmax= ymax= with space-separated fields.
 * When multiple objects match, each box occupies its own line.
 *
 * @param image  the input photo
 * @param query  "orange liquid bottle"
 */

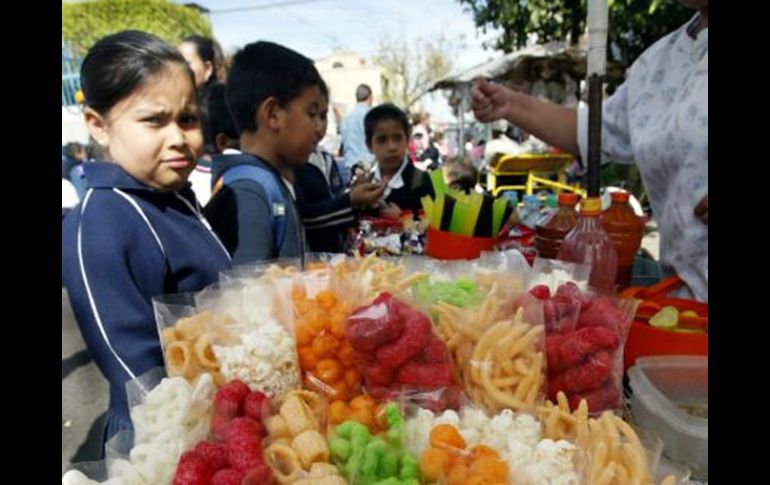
xmin=602 ymin=191 xmax=644 ymax=288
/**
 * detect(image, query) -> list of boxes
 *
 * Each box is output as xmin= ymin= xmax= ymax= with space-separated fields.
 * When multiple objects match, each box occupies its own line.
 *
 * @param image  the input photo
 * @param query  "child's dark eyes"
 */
xmin=179 ymin=113 xmax=200 ymax=125
xmin=375 ymin=134 xmax=404 ymax=144
xmin=142 ymin=115 xmax=163 ymax=125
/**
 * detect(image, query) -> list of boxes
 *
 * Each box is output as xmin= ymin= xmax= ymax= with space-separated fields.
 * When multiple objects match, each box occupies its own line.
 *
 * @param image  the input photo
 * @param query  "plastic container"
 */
xmin=602 ymin=191 xmax=644 ymax=288
xmin=558 ymin=197 xmax=618 ymax=292
xmin=534 ymin=192 xmax=578 ymax=259
xmin=501 ymin=190 xmax=519 ymax=208
xmin=628 ymin=356 xmax=708 ymax=480
xmin=518 ymin=194 xmax=542 ymax=229
xmin=425 ymin=226 xmax=497 ymax=260
xmin=540 ymin=194 xmax=558 ymax=219
xmin=624 ymin=297 xmax=708 ymax=370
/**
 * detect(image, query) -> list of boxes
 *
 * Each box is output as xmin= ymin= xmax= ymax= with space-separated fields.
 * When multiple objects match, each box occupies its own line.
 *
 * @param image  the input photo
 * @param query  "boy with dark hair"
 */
xmin=293 ymin=84 xmax=385 ymax=252
xmin=363 ymin=103 xmax=434 ymax=217
xmin=204 ymin=41 xmax=326 ymax=263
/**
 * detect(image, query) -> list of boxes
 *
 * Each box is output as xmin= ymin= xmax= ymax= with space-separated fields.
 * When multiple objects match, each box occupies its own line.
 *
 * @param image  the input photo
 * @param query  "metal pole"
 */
xmin=587 ymin=73 xmax=603 ymax=197
xmin=586 ymin=0 xmax=608 ymax=198
xmin=459 ymin=86 xmax=466 ymax=157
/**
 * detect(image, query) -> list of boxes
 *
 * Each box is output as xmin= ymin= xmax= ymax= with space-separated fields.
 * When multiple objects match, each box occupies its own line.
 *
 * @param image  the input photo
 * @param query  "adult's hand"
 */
xmin=694 ymin=194 xmax=708 ymax=225
xmin=470 ymin=78 xmax=514 ymax=123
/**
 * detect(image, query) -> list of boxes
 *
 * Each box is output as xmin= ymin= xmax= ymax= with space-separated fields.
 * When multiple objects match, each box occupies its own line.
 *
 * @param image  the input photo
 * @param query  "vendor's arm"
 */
xmin=471 ymin=79 xmax=579 ymax=155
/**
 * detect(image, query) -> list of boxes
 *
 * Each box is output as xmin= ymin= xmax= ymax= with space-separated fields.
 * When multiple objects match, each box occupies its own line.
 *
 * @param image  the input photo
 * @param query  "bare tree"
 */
xmin=375 ymin=32 xmax=465 ymax=112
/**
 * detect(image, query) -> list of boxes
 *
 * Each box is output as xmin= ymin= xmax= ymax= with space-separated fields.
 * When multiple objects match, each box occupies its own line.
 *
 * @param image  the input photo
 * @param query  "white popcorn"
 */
xmin=213 ymin=322 xmax=300 ymax=397
xmin=433 ymin=409 xmax=461 ymax=428
xmin=520 ymin=440 xmax=580 ymax=485
xmin=405 ymin=404 xmax=580 ymax=485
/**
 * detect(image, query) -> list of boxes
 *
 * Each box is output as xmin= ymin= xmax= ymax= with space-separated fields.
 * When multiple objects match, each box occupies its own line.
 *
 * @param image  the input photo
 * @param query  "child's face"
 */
xmin=91 ymin=63 xmax=202 ymax=191
xmin=276 ymin=85 xmax=326 ymax=166
xmin=369 ymin=119 xmax=408 ymax=173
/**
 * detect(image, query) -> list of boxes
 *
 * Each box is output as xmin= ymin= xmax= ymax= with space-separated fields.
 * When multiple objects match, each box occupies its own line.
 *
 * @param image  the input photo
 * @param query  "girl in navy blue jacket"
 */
xmin=61 ymin=31 xmax=231 ymax=451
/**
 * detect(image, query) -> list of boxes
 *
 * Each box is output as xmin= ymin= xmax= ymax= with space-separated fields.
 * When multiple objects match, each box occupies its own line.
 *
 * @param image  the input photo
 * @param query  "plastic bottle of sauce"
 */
xmin=558 ymin=197 xmax=618 ymax=292
xmin=534 ymin=192 xmax=578 ymax=259
xmin=602 ymin=191 xmax=644 ymax=288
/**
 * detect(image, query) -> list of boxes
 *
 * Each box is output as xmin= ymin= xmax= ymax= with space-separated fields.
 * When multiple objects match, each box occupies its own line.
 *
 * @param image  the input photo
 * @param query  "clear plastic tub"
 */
xmin=628 ymin=356 xmax=708 ymax=480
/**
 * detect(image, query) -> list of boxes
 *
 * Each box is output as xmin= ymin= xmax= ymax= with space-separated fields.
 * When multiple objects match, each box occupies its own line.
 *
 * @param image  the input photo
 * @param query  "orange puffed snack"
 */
xmin=312 ymin=334 xmax=340 ymax=359
xmin=469 ymin=456 xmax=508 ymax=481
xmin=468 ymin=444 xmax=500 ymax=461
xmin=420 ymin=448 xmax=451 ymax=482
xmin=429 ymin=424 xmax=466 ymax=451
xmin=328 ymin=400 xmax=350 ymax=424
xmin=293 ymin=287 xmax=362 ymax=400
xmin=315 ymin=358 xmax=343 ymax=384
xmin=419 ymin=424 xmax=509 ymax=485
xmin=327 ymin=393 xmax=383 ymax=434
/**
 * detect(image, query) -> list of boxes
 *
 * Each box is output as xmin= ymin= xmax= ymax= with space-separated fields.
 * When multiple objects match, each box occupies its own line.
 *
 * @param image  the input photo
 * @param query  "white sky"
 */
xmin=179 ymin=0 xmax=505 ymax=122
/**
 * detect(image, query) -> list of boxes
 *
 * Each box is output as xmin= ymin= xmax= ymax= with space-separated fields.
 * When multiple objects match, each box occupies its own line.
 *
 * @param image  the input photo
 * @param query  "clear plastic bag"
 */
xmin=528 ymin=281 xmax=638 ymax=413
xmin=63 ymin=369 xmax=216 ymax=485
xmin=218 ymin=257 xmax=302 ymax=282
xmin=528 ymin=257 xmax=591 ymax=293
xmin=328 ymin=402 xmax=420 ymax=485
xmin=461 ymin=294 xmax=546 ymax=415
xmin=418 ymin=422 xmax=510 ymax=485
xmin=576 ymin=411 xmax=676 ymax=485
xmin=290 ymin=273 xmax=363 ymax=404
xmin=329 ymin=254 xmax=429 ymax=308
xmin=152 ymin=292 xmax=236 ymax=386
xmin=345 ymin=292 xmax=464 ymax=413
xmin=430 ymin=278 xmax=545 ymax=415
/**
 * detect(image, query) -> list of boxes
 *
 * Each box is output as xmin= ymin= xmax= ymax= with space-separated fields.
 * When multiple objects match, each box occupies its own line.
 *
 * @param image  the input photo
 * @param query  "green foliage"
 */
xmin=62 ymin=0 xmax=212 ymax=58
xmin=457 ymin=0 xmax=692 ymax=70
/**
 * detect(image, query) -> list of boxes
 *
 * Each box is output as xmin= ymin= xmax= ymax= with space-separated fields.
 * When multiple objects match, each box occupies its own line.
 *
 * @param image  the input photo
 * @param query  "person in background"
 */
xmin=442 ymin=157 xmax=479 ymax=194
xmin=362 ymin=103 xmax=435 ymax=218
xmin=62 ymin=141 xmax=87 ymax=199
xmin=191 ymin=82 xmax=239 ymax=205
xmin=340 ymin=83 xmax=373 ymax=183
xmin=294 ymin=85 xmax=385 ymax=252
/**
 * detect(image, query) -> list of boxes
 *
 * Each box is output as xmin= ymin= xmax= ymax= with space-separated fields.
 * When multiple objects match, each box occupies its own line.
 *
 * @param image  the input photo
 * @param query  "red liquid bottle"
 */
xmin=534 ymin=192 xmax=578 ymax=259
xmin=558 ymin=197 xmax=618 ymax=292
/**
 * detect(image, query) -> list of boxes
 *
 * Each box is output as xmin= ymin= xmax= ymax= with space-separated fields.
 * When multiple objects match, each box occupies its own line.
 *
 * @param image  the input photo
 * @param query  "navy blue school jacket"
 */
xmin=62 ymin=162 xmax=231 ymax=436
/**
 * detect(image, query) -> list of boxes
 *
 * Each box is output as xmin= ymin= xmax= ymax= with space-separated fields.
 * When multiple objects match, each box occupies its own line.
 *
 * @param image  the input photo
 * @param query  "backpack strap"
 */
xmin=213 ymin=164 xmax=287 ymax=252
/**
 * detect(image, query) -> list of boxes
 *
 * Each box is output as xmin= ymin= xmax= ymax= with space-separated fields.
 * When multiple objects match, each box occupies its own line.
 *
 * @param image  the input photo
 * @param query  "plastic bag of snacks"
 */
xmin=328 ymin=402 xmax=420 ymax=485
xmin=62 ymin=368 xmax=217 ymax=485
xmin=418 ymin=423 xmax=510 ymax=485
xmin=219 ymin=257 xmax=302 ymax=282
xmin=403 ymin=404 xmax=582 ymax=485
xmin=526 ymin=283 xmax=638 ymax=412
xmin=260 ymin=389 xmax=349 ymax=484
xmin=291 ymin=277 xmax=363 ymax=404
xmin=183 ymin=281 xmax=302 ymax=398
xmin=344 ymin=291 xmax=464 ymax=412
xmin=577 ymin=409 xmax=675 ymax=485
xmin=153 ymin=293 xmax=238 ymax=386
xmin=329 ymin=254 xmax=429 ymax=308
xmin=432 ymin=281 xmax=545 ymax=414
